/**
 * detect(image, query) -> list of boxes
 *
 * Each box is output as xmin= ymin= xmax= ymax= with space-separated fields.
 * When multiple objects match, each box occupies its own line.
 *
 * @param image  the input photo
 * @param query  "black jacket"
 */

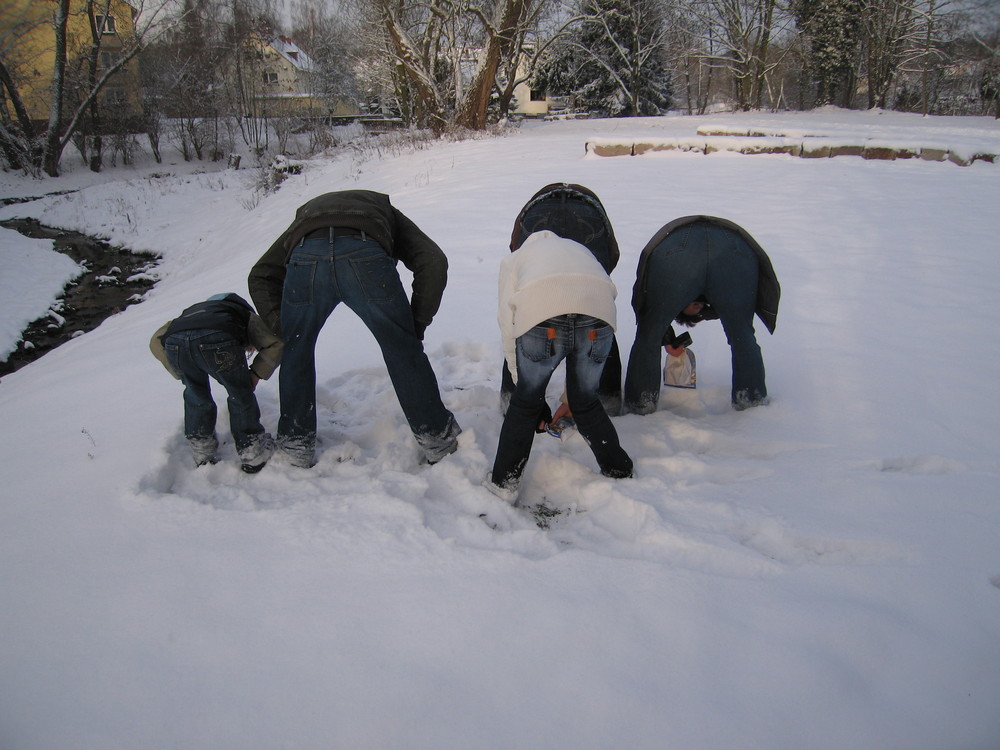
xmin=163 ymin=293 xmax=254 ymax=341
xmin=508 ymin=183 xmax=620 ymax=273
xmin=150 ymin=293 xmax=283 ymax=380
xmin=632 ymin=215 xmax=780 ymax=334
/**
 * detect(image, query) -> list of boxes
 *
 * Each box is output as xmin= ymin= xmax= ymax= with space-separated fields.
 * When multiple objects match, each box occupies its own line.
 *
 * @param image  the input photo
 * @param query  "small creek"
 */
xmin=0 ymin=207 xmax=159 ymax=377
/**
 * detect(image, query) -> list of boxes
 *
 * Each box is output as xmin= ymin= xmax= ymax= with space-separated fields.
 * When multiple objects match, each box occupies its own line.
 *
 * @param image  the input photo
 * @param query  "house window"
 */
xmin=100 ymin=51 xmax=120 ymax=68
xmin=530 ymin=88 xmax=546 ymax=102
xmin=104 ymin=87 xmax=126 ymax=105
xmin=95 ymin=14 xmax=117 ymax=34
xmin=262 ymin=71 xmax=278 ymax=84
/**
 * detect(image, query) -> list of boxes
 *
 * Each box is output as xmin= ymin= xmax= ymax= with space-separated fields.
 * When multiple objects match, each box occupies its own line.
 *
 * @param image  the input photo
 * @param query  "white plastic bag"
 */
xmin=664 ymin=349 xmax=697 ymax=389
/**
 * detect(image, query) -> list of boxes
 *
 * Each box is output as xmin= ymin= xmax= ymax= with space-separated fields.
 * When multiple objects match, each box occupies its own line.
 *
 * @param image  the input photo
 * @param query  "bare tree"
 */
xmin=290 ymin=0 xmax=361 ymax=109
xmin=0 ymin=0 xmax=179 ymax=176
xmin=140 ymin=0 xmax=237 ymax=162
xmin=901 ymin=0 xmax=968 ymax=113
xmin=681 ymin=0 xmax=793 ymax=111
xmin=663 ymin=2 xmax=718 ymax=113
xmin=0 ymin=0 xmax=49 ymax=171
xmin=968 ymin=0 xmax=1000 ymax=116
xmin=359 ymin=0 xmax=551 ymax=131
xmin=859 ymin=0 xmax=919 ymax=108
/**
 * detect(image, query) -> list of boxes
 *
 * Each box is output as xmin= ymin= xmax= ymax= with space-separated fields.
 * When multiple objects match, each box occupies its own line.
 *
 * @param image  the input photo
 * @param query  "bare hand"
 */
xmin=552 ymin=402 xmax=572 ymax=421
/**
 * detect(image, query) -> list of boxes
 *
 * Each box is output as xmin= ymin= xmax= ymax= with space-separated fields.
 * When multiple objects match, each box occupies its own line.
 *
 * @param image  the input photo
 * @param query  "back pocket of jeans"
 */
xmin=349 ymin=254 xmax=397 ymax=302
xmin=519 ymin=326 xmax=554 ymax=362
xmin=285 ymin=259 xmax=317 ymax=307
xmin=588 ymin=325 xmax=613 ymax=363
xmin=200 ymin=341 xmax=239 ymax=372
xmin=164 ymin=342 xmax=180 ymax=372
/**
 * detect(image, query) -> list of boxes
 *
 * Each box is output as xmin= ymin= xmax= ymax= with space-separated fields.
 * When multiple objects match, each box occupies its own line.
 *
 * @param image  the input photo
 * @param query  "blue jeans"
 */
xmin=505 ymin=200 xmax=623 ymax=413
xmin=624 ymin=222 xmax=766 ymax=413
xmin=500 ymin=337 xmax=622 ymax=417
xmin=163 ymin=329 xmax=266 ymax=462
xmin=278 ymin=235 xmax=459 ymax=465
xmin=491 ymin=315 xmax=633 ymax=490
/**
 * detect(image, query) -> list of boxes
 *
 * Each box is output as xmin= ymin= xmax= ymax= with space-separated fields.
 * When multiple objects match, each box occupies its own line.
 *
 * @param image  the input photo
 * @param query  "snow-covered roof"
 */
xmin=268 ymin=36 xmax=317 ymax=74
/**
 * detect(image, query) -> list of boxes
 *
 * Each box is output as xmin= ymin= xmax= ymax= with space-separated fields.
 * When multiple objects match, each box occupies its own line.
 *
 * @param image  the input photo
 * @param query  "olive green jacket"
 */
xmin=248 ymin=190 xmax=448 ymax=337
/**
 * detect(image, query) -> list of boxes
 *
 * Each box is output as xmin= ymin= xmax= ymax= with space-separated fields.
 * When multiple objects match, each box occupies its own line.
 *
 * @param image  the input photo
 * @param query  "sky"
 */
xmin=1 ymin=108 xmax=999 ymax=750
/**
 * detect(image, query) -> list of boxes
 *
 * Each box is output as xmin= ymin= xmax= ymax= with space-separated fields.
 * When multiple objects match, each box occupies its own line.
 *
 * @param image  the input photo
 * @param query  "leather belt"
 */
xmin=302 ymin=226 xmax=366 ymax=242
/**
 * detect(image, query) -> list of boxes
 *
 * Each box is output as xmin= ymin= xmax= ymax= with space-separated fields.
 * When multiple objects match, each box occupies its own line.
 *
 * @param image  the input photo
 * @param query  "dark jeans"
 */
xmin=623 ymin=221 xmax=766 ymax=413
xmin=163 ymin=329 xmax=265 ymax=459
xmin=278 ymin=235 xmax=459 ymax=465
xmin=500 ymin=338 xmax=622 ymax=416
xmin=492 ymin=315 xmax=633 ymax=490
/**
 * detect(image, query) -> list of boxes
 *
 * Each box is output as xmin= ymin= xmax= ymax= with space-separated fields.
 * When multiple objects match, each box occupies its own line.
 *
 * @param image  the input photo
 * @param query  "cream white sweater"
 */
xmin=498 ymin=231 xmax=618 ymax=381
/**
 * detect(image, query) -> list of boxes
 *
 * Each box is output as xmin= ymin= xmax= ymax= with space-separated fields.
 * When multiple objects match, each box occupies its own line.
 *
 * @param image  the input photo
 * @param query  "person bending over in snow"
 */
xmin=624 ymin=216 xmax=780 ymax=414
xmin=502 ymin=182 xmax=624 ymax=417
xmin=151 ymin=293 xmax=282 ymax=473
xmin=247 ymin=190 xmax=460 ymax=469
xmin=486 ymin=230 xmax=633 ymax=503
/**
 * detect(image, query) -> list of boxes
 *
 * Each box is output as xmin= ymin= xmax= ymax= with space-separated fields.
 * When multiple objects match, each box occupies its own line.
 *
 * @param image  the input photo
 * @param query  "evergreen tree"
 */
xmin=794 ymin=0 xmax=863 ymax=107
xmin=536 ymin=0 xmax=672 ymax=116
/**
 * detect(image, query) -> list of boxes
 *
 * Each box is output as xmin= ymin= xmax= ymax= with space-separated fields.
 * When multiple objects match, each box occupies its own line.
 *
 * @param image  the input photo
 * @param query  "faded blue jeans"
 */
xmin=624 ymin=221 xmax=766 ymax=413
xmin=278 ymin=234 xmax=459 ymax=466
xmin=504 ymin=199 xmax=623 ymax=414
xmin=163 ymin=329 xmax=266 ymax=464
xmin=491 ymin=314 xmax=633 ymax=491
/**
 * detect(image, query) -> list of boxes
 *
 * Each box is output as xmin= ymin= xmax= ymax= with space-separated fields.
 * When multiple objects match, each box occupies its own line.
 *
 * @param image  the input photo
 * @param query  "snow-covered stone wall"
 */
xmin=585 ymin=125 xmax=998 ymax=166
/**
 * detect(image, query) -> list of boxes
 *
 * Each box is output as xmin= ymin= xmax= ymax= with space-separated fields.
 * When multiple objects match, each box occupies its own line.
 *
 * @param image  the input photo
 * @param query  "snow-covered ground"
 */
xmin=1 ymin=108 xmax=999 ymax=750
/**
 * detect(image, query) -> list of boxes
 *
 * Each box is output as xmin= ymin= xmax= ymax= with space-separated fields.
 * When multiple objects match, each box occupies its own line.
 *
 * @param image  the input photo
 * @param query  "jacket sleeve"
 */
xmin=149 ymin=321 xmax=180 ymax=379
xmin=246 ymin=314 xmax=283 ymax=380
xmin=497 ymin=257 xmax=518 ymax=384
xmin=248 ymin=233 xmax=293 ymax=337
xmin=391 ymin=208 xmax=448 ymax=331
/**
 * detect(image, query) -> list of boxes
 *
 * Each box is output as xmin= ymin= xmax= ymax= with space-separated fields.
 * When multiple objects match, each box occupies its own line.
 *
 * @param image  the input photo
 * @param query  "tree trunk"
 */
xmin=43 ymin=0 xmax=72 ymax=176
xmin=378 ymin=0 xmax=447 ymax=131
xmin=87 ymin=1 xmax=105 ymax=173
xmin=752 ymin=0 xmax=776 ymax=108
xmin=455 ymin=0 xmax=530 ymax=130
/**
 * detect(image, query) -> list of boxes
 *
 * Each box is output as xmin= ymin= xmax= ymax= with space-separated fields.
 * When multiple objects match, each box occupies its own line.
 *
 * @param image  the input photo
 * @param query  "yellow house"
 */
xmin=0 ymin=0 xmax=144 ymax=129
xmin=246 ymin=35 xmax=359 ymax=118
xmin=509 ymin=49 xmax=554 ymax=118
xmin=512 ymin=79 xmax=550 ymax=118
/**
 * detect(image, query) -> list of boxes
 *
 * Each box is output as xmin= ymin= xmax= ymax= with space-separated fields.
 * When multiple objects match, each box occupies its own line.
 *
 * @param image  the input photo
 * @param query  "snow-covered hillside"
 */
xmin=1 ymin=108 xmax=999 ymax=750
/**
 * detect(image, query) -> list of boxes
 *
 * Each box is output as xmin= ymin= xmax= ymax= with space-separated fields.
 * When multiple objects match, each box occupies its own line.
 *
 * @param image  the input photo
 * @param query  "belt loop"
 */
xmin=328 ymin=226 xmax=335 ymax=244
xmin=360 ymin=230 xmax=367 ymax=242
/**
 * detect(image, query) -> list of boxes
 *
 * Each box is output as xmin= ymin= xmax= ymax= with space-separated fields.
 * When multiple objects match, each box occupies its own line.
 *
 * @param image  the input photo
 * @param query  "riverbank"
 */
xmin=0 ymin=217 xmax=158 ymax=376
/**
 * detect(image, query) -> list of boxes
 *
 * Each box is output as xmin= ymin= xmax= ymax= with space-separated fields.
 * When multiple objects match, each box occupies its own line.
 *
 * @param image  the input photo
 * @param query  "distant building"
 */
xmin=511 ymin=79 xmax=551 ymax=118
xmin=0 ymin=0 xmax=144 ymax=130
xmin=508 ymin=48 xmax=552 ymax=118
xmin=452 ymin=45 xmax=553 ymax=118
xmin=247 ymin=35 xmax=358 ymax=118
